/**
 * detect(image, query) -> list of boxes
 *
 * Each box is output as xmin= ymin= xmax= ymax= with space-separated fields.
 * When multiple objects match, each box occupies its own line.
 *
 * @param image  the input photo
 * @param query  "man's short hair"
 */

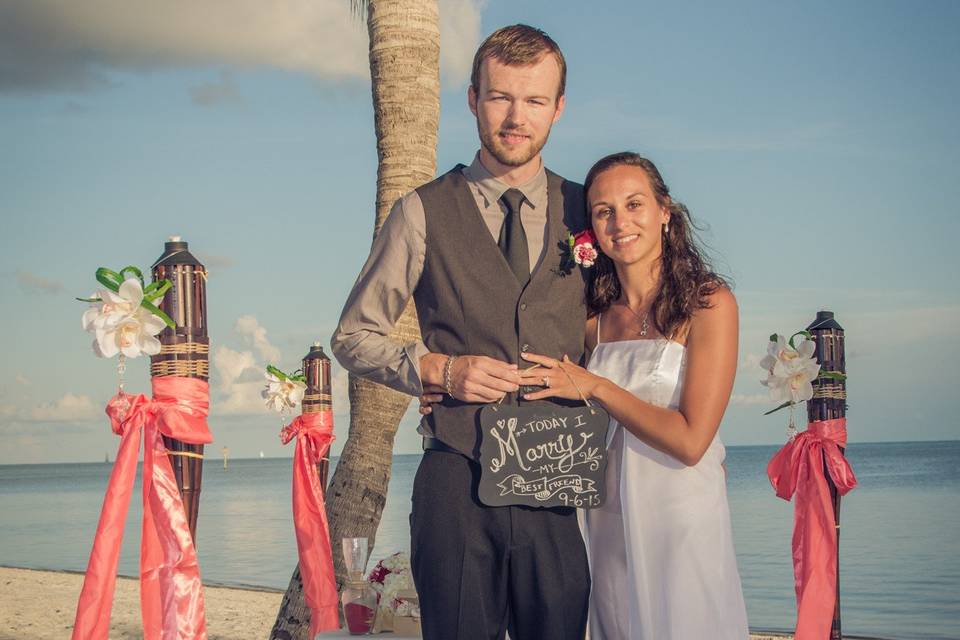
xmin=470 ymin=24 xmax=567 ymax=99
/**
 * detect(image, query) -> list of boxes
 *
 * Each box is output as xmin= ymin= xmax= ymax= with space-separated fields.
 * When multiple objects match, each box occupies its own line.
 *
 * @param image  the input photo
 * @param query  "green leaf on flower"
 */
xmin=788 ymin=330 xmax=812 ymax=350
xmin=764 ymin=401 xmax=795 ymax=416
xmin=140 ymin=299 xmax=175 ymax=329
xmin=769 ymin=333 xmax=778 ymax=343
xmin=266 ymin=365 xmax=288 ymax=381
xmin=144 ymin=280 xmax=171 ymax=302
xmin=95 ymin=268 xmax=123 ymax=293
xmin=265 ymin=365 xmax=306 ymax=384
xmin=75 ymin=296 xmax=102 ymax=303
xmin=119 ymin=266 xmax=144 ymax=285
xmin=817 ymin=371 xmax=848 ymax=381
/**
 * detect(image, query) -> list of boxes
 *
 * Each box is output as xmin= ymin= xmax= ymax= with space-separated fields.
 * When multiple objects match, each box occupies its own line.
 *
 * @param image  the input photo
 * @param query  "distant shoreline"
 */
xmin=1 ymin=438 xmax=957 ymax=466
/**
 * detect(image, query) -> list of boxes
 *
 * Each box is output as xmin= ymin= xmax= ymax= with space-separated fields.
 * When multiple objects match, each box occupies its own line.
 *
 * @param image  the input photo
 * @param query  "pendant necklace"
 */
xmin=623 ymin=302 xmax=650 ymax=337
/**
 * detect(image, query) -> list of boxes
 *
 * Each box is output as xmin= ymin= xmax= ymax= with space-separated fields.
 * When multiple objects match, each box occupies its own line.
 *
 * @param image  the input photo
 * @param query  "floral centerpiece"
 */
xmin=78 ymin=266 xmax=174 ymax=396
xmin=262 ymin=365 xmax=307 ymax=413
xmin=79 ymin=267 xmax=173 ymax=359
xmin=368 ymin=552 xmax=420 ymax=634
xmin=759 ymin=330 xmax=844 ymax=437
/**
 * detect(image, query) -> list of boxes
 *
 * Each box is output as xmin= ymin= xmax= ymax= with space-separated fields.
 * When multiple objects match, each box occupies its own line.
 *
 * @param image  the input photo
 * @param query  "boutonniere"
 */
xmin=571 ymin=230 xmax=599 ymax=267
xmin=555 ymin=229 xmax=599 ymax=276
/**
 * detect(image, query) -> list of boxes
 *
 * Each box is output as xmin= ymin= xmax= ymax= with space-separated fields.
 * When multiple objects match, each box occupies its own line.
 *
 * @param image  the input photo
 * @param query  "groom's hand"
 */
xmin=420 ymin=353 xmax=520 ymax=403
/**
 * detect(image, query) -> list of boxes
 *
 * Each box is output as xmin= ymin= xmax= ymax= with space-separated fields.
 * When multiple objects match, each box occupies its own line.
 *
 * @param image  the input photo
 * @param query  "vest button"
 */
xmin=520 ymin=303 xmax=527 ymax=311
xmin=521 ymin=343 xmax=530 ymax=352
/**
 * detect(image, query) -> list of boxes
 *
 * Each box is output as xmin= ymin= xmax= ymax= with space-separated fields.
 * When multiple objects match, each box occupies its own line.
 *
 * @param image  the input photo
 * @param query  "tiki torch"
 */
xmin=151 ymin=236 xmax=209 ymax=543
xmin=806 ymin=310 xmax=847 ymax=640
xmin=268 ymin=342 xmax=340 ymax=637
xmin=302 ymin=343 xmax=333 ymax=488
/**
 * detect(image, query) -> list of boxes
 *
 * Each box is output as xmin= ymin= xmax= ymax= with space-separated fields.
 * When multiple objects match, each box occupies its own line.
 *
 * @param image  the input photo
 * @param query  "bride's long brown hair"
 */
xmin=584 ymin=152 xmax=728 ymax=339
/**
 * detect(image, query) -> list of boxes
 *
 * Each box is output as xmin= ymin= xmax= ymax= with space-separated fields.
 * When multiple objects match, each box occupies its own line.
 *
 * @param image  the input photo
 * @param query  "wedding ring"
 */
xmin=543 ymin=376 xmax=551 ymax=388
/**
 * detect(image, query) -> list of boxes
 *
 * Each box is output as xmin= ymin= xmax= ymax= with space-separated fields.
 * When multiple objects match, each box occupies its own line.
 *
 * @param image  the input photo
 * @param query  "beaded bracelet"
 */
xmin=443 ymin=355 xmax=458 ymax=398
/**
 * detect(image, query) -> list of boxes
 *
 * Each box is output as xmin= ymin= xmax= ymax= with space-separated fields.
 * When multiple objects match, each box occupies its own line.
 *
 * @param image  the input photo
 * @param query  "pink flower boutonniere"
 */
xmin=555 ymin=229 xmax=599 ymax=276
xmin=570 ymin=230 xmax=599 ymax=267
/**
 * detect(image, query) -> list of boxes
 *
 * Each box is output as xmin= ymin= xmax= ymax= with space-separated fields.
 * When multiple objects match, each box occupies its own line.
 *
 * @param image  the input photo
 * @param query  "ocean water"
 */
xmin=1 ymin=441 xmax=958 ymax=639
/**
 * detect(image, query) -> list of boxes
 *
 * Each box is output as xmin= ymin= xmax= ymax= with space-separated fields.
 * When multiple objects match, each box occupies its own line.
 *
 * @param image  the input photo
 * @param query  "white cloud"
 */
xmin=0 ymin=0 xmax=482 ymax=93
xmin=211 ymin=345 xmax=266 ymax=416
xmin=189 ymin=71 xmax=242 ymax=106
xmin=213 ymin=345 xmax=256 ymax=390
xmin=235 ymin=315 xmax=282 ymax=363
xmin=332 ymin=365 xmax=350 ymax=417
xmin=28 ymin=393 xmax=97 ymax=422
xmin=842 ymin=305 xmax=960 ymax=351
xmin=14 ymin=270 xmax=64 ymax=294
xmin=738 ymin=352 xmax=765 ymax=373
xmin=439 ymin=0 xmax=483 ymax=87
xmin=217 ymin=380 xmax=270 ymax=416
xmin=729 ymin=393 xmax=770 ymax=407
xmin=196 ymin=253 xmax=234 ymax=270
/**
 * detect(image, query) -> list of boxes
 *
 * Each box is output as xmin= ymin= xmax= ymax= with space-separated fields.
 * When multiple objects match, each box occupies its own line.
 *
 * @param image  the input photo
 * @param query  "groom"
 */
xmin=332 ymin=24 xmax=589 ymax=640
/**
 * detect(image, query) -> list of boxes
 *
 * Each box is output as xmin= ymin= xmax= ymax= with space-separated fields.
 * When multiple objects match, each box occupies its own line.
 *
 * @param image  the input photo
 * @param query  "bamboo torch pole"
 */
xmin=806 ymin=310 xmax=847 ymax=640
xmin=301 ymin=343 xmax=332 ymax=493
xmin=269 ymin=343 xmax=335 ymax=639
xmin=151 ymin=236 xmax=209 ymax=544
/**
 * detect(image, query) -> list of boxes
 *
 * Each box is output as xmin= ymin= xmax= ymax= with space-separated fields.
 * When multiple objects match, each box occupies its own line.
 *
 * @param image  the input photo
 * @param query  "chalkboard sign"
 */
xmin=478 ymin=404 xmax=610 ymax=509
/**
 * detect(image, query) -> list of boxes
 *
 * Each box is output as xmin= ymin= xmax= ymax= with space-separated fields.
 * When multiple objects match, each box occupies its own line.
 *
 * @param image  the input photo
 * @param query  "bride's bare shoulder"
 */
xmin=688 ymin=286 xmax=738 ymax=343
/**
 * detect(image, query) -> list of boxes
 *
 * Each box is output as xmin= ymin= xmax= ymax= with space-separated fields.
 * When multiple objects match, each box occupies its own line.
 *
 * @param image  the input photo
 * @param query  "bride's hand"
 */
xmin=518 ymin=353 xmax=603 ymax=402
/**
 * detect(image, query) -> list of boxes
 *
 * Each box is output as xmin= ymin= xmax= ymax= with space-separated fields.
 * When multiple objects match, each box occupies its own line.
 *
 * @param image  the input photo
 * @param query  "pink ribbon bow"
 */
xmin=72 ymin=377 xmax=213 ymax=640
xmin=281 ymin=411 xmax=340 ymax=635
xmin=767 ymin=418 xmax=858 ymax=640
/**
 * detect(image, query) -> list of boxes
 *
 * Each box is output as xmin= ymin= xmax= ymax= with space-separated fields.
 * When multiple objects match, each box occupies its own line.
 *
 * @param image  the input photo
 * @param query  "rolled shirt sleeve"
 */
xmin=330 ymin=191 xmax=430 ymax=397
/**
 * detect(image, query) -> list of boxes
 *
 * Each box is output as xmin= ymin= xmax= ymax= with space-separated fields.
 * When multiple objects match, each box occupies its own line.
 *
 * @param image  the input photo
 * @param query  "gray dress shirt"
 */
xmin=331 ymin=152 xmax=550 ymax=397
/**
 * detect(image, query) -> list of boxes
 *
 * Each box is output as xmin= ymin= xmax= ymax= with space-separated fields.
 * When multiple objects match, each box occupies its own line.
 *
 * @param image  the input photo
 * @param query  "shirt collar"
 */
xmin=463 ymin=151 xmax=548 ymax=211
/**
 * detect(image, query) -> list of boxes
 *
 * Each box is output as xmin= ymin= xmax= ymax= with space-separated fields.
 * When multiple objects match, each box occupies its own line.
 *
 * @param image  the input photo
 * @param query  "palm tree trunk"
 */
xmin=271 ymin=2 xmax=439 ymax=638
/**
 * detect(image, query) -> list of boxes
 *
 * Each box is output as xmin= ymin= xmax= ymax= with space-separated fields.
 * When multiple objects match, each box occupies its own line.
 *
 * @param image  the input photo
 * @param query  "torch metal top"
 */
xmin=152 ymin=237 xmax=205 ymax=268
xmin=807 ymin=310 xmax=843 ymax=331
xmin=304 ymin=344 xmax=329 ymax=361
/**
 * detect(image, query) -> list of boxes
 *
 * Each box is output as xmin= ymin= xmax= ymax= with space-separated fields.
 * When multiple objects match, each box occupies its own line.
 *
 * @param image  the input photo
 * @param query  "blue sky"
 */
xmin=2 ymin=0 xmax=958 ymax=464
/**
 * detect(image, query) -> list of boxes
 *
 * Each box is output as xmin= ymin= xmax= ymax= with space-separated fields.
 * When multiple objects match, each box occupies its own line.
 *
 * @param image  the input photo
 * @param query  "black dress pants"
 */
xmin=410 ymin=450 xmax=590 ymax=640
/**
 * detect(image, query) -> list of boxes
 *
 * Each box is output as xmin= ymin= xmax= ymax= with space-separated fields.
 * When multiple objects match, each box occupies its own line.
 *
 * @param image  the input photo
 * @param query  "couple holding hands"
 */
xmin=332 ymin=24 xmax=748 ymax=640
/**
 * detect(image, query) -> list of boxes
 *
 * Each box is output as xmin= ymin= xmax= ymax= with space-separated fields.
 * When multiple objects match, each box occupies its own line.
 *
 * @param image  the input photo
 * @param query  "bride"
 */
xmin=520 ymin=152 xmax=749 ymax=639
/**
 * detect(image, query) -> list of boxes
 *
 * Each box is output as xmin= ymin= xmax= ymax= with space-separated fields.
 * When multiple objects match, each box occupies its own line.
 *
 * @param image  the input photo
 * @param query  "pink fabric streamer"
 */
xmin=767 ymin=418 xmax=858 ymax=640
xmin=280 ymin=411 xmax=340 ymax=635
xmin=72 ymin=377 xmax=213 ymax=640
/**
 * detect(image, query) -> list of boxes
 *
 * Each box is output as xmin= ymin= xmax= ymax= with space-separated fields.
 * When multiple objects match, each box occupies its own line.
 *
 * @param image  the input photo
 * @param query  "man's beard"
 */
xmin=478 ymin=122 xmax=551 ymax=168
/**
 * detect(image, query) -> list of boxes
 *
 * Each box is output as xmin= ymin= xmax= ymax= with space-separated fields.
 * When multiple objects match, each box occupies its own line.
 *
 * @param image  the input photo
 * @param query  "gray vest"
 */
xmin=414 ymin=165 xmax=589 ymax=458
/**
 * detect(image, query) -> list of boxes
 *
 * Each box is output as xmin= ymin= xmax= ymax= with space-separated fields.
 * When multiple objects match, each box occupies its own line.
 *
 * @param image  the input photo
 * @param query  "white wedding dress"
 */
xmin=583 ymin=320 xmax=749 ymax=640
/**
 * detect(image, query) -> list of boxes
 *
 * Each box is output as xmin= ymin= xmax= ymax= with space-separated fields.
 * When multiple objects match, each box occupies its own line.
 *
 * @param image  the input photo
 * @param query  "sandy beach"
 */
xmin=1 ymin=566 xmax=281 ymax=640
xmin=0 ymin=566 xmax=793 ymax=640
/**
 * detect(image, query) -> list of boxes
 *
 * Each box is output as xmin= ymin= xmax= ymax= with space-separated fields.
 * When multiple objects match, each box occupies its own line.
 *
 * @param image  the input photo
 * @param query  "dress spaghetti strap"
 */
xmin=596 ymin=313 xmax=602 ymax=345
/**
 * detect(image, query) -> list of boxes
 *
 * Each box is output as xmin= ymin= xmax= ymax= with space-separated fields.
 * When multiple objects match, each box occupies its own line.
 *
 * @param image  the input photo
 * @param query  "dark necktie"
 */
xmin=498 ymin=188 xmax=530 ymax=285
